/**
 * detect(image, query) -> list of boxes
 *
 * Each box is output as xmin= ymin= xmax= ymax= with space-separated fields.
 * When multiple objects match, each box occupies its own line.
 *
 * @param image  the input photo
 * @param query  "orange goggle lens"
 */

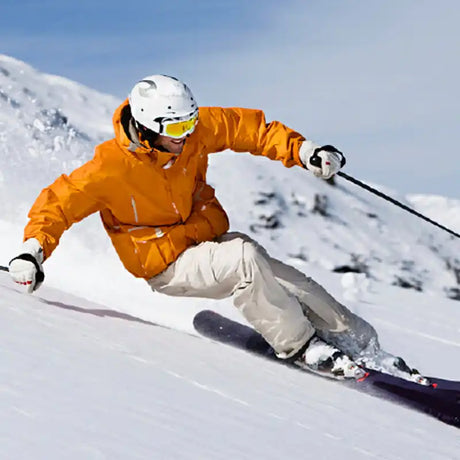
xmin=163 ymin=115 xmax=198 ymax=138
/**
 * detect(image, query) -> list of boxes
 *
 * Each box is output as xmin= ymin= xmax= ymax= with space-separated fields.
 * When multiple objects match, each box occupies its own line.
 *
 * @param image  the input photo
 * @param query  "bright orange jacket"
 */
xmin=24 ymin=100 xmax=306 ymax=279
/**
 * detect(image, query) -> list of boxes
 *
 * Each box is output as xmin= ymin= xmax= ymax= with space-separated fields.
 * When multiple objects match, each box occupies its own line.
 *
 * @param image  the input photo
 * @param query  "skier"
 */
xmin=8 ymin=75 xmax=421 ymax=381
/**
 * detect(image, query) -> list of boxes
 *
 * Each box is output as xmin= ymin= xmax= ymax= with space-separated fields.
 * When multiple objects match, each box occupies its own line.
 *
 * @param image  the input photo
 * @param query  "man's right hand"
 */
xmin=9 ymin=238 xmax=45 ymax=293
xmin=299 ymin=141 xmax=346 ymax=180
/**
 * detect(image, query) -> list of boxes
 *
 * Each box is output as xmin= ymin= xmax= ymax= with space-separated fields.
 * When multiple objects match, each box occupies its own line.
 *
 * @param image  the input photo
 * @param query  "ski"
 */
xmin=193 ymin=309 xmax=460 ymax=429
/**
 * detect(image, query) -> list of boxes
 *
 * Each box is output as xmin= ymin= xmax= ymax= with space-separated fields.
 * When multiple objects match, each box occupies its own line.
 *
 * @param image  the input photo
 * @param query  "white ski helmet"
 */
xmin=128 ymin=75 xmax=198 ymax=138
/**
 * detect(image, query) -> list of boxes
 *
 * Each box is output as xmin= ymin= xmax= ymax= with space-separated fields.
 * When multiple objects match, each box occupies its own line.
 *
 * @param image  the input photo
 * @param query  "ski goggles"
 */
xmin=156 ymin=111 xmax=199 ymax=139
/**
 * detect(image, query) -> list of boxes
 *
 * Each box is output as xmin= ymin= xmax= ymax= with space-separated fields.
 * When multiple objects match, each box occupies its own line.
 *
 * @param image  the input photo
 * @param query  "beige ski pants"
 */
xmin=148 ymin=232 xmax=378 ymax=358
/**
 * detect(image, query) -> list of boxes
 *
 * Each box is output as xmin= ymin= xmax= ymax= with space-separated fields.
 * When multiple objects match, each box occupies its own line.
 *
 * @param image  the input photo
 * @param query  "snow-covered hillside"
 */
xmin=0 ymin=56 xmax=459 ymax=458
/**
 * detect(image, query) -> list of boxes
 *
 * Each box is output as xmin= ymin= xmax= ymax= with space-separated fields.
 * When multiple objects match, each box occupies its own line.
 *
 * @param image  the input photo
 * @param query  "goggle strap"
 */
xmin=136 ymin=119 xmax=161 ymax=134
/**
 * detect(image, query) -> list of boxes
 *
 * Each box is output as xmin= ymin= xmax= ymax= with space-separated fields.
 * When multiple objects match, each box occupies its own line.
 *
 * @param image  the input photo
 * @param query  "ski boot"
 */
xmin=294 ymin=335 xmax=367 ymax=380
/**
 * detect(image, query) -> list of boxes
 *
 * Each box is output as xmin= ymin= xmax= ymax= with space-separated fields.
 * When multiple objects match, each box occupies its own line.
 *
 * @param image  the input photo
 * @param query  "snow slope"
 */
xmin=0 ymin=55 xmax=459 ymax=458
xmin=1 ymin=273 xmax=459 ymax=460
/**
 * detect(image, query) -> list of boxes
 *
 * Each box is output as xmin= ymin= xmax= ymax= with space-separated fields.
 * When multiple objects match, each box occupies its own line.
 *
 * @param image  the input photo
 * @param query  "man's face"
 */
xmin=152 ymin=134 xmax=187 ymax=155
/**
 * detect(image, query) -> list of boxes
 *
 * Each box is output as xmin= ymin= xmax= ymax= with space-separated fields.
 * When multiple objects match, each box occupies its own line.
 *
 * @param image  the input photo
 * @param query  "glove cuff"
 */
xmin=299 ymin=140 xmax=320 ymax=168
xmin=21 ymin=238 xmax=44 ymax=264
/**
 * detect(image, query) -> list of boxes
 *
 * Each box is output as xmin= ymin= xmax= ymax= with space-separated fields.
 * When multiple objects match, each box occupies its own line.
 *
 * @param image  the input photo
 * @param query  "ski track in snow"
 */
xmin=373 ymin=318 xmax=460 ymax=348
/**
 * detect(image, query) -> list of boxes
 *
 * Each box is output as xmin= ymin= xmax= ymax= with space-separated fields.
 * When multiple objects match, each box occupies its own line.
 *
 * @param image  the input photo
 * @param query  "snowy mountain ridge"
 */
xmin=0 ymin=54 xmax=458 ymax=305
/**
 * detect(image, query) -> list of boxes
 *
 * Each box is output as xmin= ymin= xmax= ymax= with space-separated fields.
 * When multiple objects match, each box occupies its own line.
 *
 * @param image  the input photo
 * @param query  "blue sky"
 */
xmin=2 ymin=0 xmax=459 ymax=198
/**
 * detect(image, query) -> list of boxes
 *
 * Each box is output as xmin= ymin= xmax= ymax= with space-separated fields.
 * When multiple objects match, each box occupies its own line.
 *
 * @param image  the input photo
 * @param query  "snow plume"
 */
xmin=0 ymin=55 xmax=119 ymax=213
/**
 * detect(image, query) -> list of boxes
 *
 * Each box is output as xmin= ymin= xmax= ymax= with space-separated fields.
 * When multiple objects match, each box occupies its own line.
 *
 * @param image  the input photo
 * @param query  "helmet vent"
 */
xmin=138 ymin=80 xmax=157 ymax=97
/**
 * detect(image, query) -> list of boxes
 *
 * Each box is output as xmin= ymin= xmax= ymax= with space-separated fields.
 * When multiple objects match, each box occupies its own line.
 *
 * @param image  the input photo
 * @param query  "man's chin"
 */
xmin=168 ymin=147 xmax=184 ymax=155
xmin=169 ymin=143 xmax=185 ymax=155
xmin=153 ymin=137 xmax=186 ymax=155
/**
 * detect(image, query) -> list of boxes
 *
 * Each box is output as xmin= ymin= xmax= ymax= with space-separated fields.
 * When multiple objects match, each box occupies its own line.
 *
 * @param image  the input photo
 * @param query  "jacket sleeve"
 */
xmin=199 ymin=107 xmax=306 ymax=168
xmin=24 ymin=159 xmax=106 ymax=260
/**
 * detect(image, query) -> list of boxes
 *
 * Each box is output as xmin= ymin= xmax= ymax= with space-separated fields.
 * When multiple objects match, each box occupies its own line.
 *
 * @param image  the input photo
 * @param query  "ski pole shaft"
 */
xmin=0 ymin=266 xmax=9 ymax=272
xmin=337 ymin=171 xmax=460 ymax=239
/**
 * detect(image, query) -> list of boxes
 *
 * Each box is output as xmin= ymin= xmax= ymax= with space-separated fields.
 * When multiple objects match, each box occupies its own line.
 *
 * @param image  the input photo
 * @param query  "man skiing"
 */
xmin=9 ymin=75 xmax=422 ymax=381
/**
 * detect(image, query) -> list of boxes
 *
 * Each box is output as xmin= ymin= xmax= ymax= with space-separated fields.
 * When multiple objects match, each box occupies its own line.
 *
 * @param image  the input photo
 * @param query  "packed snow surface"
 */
xmin=1 ymin=273 xmax=460 ymax=459
xmin=0 ymin=55 xmax=459 ymax=458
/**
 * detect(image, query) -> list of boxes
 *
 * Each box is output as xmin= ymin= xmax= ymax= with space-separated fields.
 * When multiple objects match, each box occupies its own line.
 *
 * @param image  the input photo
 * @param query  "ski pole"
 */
xmin=0 ymin=266 xmax=8 ymax=272
xmin=337 ymin=171 xmax=460 ymax=239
